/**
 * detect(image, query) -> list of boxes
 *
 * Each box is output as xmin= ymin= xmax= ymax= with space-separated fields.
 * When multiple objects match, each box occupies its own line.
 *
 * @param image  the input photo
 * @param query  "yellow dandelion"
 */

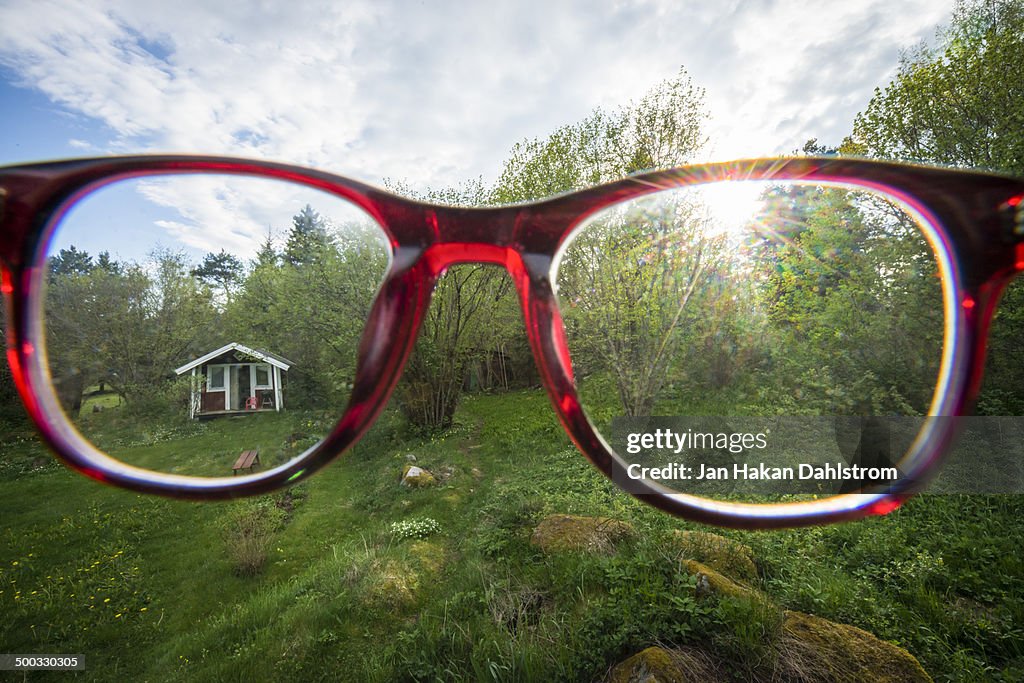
xmin=114 ymin=613 xmax=122 ymax=618
xmin=103 ymin=598 xmax=110 ymax=603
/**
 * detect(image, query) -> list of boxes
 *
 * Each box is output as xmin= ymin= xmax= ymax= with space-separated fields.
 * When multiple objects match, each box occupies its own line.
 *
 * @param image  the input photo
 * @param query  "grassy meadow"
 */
xmin=1 ymin=389 xmax=1023 ymax=681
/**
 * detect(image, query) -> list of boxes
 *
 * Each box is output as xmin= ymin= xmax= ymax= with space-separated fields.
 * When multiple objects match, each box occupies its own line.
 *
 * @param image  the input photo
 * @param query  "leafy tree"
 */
xmin=45 ymin=248 xmax=217 ymax=411
xmin=388 ymin=180 xmax=516 ymax=430
xmin=753 ymin=188 xmax=943 ymax=414
xmin=849 ymin=0 xmax=1024 ymax=414
xmin=851 ymin=0 xmax=1023 ymax=173
xmin=493 ymin=67 xmax=708 ymax=204
xmin=558 ymin=194 xmax=731 ymax=416
xmin=225 ymin=208 xmax=388 ymax=409
xmin=493 ymin=67 xmax=723 ymax=417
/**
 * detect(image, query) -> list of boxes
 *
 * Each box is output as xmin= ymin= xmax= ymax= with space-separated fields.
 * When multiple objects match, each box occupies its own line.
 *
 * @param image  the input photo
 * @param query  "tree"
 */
xmin=254 ymin=231 xmax=279 ymax=268
xmin=752 ymin=187 xmax=943 ymax=415
xmin=851 ymin=0 xmax=1023 ymax=174
xmin=48 ymin=246 xmax=93 ymax=277
xmin=494 ymin=67 xmax=721 ymax=417
xmin=557 ymin=194 xmax=731 ymax=416
xmin=45 ymin=248 xmax=217 ymax=411
xmin=849 ymin=0 xmax=1024 ymax=414
xmin=95 ymin=251 xmax=120 ymax=275
xmin=390 ymin=179 xmax=516 ymax=431
xmin=492 ymin=67 xmax=708 ymax=204
xmin=284 ymin=204 xmax=332 ymax=267
xmin=192 ymin=249 xmax=244 ymax=304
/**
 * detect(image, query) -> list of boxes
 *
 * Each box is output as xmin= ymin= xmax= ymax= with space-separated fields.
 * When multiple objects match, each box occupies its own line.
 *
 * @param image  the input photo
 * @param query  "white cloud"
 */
xmin=0 ymin=0 xmax=953 ymax=257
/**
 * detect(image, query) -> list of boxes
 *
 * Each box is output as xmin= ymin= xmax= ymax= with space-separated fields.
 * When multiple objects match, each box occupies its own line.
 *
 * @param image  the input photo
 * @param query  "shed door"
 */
xmin=229 ymin=365 xmax=252 ymax=410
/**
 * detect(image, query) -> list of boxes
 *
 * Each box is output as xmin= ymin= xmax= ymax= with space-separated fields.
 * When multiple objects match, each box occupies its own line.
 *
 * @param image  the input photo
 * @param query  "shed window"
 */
xmin=208 ymin=365 xmax=226 ymax=391
xmin=253 ymin=364 xmax=272 ymax=389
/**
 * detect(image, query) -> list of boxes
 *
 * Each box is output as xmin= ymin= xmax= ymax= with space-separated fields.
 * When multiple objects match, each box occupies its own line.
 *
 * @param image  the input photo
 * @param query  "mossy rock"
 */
xmin=682 ymin=560 xmax=766 ymax=603
xmin=408 ymin=540 xmax=445 ymax=576
xmin=778 ymin=611 xmax=933 ymax=683
xmin=607 ymin=646 xmax=723 ymax=683
xmin=401 ymin=464 xmax=436 ymax=488
xmin=670 ymin=530 xmax=758 ymax=584
xmin=530 ymin=514 xmax=634 ymax=555
xmin=361 ymin=559 xmax=419 ymax=609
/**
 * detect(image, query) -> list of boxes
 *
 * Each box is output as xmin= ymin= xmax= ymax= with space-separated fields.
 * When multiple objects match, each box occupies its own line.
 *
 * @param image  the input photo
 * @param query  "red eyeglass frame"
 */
xmin=2 ymin=155 xmax=1022 ymax=529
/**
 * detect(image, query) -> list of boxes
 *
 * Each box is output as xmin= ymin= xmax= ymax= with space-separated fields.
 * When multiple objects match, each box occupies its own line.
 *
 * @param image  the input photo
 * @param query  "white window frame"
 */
xmin=252 ymin=363 xmax=273 ymax=390
xmin=207 ymin=364 xmax=228 ymax=391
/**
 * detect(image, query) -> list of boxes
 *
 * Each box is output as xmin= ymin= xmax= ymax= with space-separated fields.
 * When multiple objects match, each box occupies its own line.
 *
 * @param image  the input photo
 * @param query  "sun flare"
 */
xmin=698 ymin=180 xmax=766 ymax=236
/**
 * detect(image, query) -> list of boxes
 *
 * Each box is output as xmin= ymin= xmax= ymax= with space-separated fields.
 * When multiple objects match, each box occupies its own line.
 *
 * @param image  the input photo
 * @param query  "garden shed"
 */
xmin=174 ymin=342 xmax=292 ymax=418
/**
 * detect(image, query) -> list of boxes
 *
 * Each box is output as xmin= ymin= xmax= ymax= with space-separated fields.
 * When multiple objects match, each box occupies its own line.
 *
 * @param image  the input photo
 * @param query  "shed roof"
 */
xmin=174 ymin=342 xmax=293 ymax=375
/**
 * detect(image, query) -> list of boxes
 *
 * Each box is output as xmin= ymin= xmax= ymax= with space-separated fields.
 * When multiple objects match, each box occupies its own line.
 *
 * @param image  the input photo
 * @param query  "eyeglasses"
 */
xmin=1 ymin=155 xmax=1022 ymax=529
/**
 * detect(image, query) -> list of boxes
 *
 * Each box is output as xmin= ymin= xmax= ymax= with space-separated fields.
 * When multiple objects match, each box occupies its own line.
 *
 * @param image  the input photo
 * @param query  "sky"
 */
xmin=0 ymin=0 xmax=955 ymax=261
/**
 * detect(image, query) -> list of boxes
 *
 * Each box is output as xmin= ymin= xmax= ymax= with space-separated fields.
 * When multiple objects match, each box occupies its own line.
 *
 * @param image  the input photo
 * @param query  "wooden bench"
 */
xmin=232 ymin=449 xmax=260 ymax=475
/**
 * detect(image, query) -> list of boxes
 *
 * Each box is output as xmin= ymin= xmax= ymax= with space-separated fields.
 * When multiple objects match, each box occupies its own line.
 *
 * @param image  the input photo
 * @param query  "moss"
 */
xmin=607 ymin=646 xmax=723 ymax=683
xmin=530 ymin=514 xmax=634 ymax=554
xmin=670 ymin=530 xmax=758 ymax=584
xmin=408 ymin=540 xmax=445 ymax=576
xmin=778 ymin=611 xmax=933 ymax=683
xmin=361 ymin=558 xmax=419 ymax=609
xmin=401 ymin=464 xmax=436 ymax=488
xmin=682 ymin=560 xmax=765 ymax=603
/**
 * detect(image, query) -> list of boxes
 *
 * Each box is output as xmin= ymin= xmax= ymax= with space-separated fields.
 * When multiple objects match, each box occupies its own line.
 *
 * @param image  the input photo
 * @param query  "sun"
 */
xmin=698 ymin=180 xmax=767 ymax=236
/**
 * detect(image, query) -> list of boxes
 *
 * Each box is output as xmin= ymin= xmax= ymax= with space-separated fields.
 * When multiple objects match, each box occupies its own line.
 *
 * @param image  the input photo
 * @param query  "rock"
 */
xmin=681 ymin=560 xmax=764 ymax=602
xmin=778 ymin=611 xmax=933 ymax=683
xmin=530 ymin=514 xmax=634 ymax=555
xmin=607 ymin=646 xmax=723 ymax=683
xmin=401 ymin=464 xmax=436 ymax=487
xmin=670 ymin=530 xmax=758 ymax=584
xmin=405 ymin=453 xmax=417 ymax=462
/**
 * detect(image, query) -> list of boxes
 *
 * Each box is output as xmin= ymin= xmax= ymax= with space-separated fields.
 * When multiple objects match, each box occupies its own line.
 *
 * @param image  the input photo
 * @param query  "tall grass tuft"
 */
xmin=220 ymin=499 xmax=286 ymax=577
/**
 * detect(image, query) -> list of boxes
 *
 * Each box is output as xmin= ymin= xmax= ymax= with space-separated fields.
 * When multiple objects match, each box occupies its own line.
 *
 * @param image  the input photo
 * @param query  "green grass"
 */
xmin=1 ymin=390 xmax=1022 ymax=681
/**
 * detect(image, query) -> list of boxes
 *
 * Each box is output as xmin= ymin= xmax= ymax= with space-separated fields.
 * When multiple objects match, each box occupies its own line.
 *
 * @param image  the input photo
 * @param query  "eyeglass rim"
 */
xmin=3 ymin=155 xmax=1022 ymax=529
